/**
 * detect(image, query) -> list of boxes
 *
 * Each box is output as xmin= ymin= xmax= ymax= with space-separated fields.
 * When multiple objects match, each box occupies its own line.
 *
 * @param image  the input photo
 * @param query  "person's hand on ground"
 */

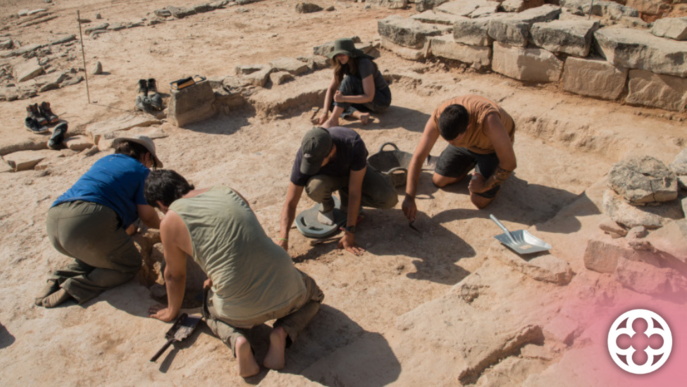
xmin=402 ymin=195 xmax=417 ymax=222
xmin=148 ymin=305 xmax=177 ymax=322
xmin=333 ymin=90 xmax=345 ymax=103
xmin=338 ymin=232 xmax=364 ymax=256
xmin=317 ymin=111 xmax=328 ymax=125
xmin=468 ymin=173 xmax=488 ymax=193
xmin=203 ymin=278 xmax=213 ymax=289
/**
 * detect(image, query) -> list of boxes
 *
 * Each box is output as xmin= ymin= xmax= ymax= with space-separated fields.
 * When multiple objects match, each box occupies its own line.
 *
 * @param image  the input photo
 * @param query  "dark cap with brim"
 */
xmin=327 ymin=38 xmax=366 ymax=60
xmin=300 ymin=127 xmax=332 ymax=175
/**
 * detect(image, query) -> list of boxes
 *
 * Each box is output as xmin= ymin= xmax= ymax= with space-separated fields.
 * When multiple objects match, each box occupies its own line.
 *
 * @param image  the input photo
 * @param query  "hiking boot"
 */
xmin=24 ymin=117 xmax=49 ymax=134
xmin=48 ymin=122 xmax=68 ymax=149
xmin=39 ymin=101 xmax=59 ymax=124
xmin=147 ymin=78 xmax=163 ymax=111
xmin=135 ymin=79 xmax=149 ymax=111
xmin=27 ymin=104 xmax=47 ymax=126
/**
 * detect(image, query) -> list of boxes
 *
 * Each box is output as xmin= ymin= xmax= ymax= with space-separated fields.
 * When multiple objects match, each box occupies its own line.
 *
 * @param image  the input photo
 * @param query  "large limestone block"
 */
xmin=626 ymin=69 xmax=687 ymax=112
xmin=608 ymin=155 xmax=678 ymax=204
xmin=436 ymin=0 xmax=491 ymax=16
xmin=63 ymin=135 xmax=94 ymax=151
xmin=168 ymin=80 xmax=216 ymax=127
xmin=510 ymin=4 xmax=562 ymax=24
xmin=381 ymin=37 xmax=427 ymax=61
xmin=492 ymin=42 xmax=563 ymax=83
xmin=625 ymin=0 xmax=671 ymax=15
xmin=430 ymin=35 xmax=491 ymax=66
xmin=268 ymin=57 xmax=308 ymax=76
xmin=531 ymin=20 xmax=599 ymax=57
xmin=13 ymin=58 xmax=44 ymax=82
xmin=377 ymin=15 xmax=449 ymax=49
xmin=501 ymin=0 xmax=545 ymax=13
xmin=560 ymin=0 xmax=638 ymax=20
xmin=490 ymin=240 xmax=573 ymax=285
xmin=651 ymin=17 xmax=687 ymax=41
xmin=614 ymin=257 xmax=687 ymax=296
xmin=454 ymin=17 xmax=492 ymax=46
xmin=3 ymin=150 xmax=56 ymax=171
xmin=488 ymin=19 xmax=530 ymax=46
xmin=562 ymin=57 xmax=627 ymax=100
xmin=416 ymin=0 xmax=450 ymax=12
xmin=594 ymin=27 xmax=687 ymax=77
xmin=411 ymin=10 xmax=460 ymax=25
xmin=583 ymin=238 xmax=662 ymax=273
xmin=469 ymin=4 xmax=499 ymax=18
xmin=87 ymin=113 xmax=161 ymax=145
xmin=646 ymin=219 xmax=687 ymax=263
xmin=671 ymin=148 xmax=687 ymax=175
xmin=602 ymin=189 xmax=683 ymax=229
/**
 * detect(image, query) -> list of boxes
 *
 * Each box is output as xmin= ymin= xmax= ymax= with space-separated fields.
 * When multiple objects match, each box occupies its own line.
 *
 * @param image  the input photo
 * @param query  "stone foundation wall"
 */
xmin=378 ymin=4 xmax=687 ymax=112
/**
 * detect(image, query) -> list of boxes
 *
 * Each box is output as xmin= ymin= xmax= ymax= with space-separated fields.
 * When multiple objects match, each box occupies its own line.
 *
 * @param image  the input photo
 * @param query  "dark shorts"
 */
xmin=435 ymin=145 xmax=501 ymax=199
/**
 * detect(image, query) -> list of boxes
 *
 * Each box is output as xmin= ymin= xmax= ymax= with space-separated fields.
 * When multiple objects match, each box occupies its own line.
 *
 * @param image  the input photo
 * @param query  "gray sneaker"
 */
xmin=135 ymin=79 xmax=149 ymax=111
xmin=147 ymin=78 xmax=163 ymax=111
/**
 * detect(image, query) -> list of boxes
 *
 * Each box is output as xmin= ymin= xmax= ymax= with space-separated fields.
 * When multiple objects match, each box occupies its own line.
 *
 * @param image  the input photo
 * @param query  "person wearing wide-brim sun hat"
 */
xmin=34 ymin=135 xmax=163 ymax=308
xmin=317 ymin=38 xmax=392 ymax=128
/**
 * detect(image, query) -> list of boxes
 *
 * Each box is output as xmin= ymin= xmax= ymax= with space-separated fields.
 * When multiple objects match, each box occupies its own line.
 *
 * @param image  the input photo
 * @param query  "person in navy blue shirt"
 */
xmin=35 ymin=135 xmax=163 ymax=308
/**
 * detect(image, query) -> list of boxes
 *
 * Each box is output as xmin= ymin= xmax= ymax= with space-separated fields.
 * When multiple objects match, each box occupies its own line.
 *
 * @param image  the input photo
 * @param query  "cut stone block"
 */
xmin=608 ymin=155 xmax=678 ymax=205
xmin=377 ymin=15 xmax=449 ymax=49
xmin=436 ymin=0 xmax=491 ymax=16
xmin=626 ymin=69 xmax=687 ymax=112
xmin=490 ymin=240 xmax=573 ymax=285
xmin=501 ymin=0 xmax=545 ymax=13
xmin=646 ymin=219 xmax=687 ymax=263
xmin=87 ymin=113 xmax=161 ymax=144
xmin=415 ymin=0 xmax=450 ymax=12
xmin=583 ymin=239 xmax=623 ymax=273
xmin=13 ymin=58 xmax=44 ymax=82
xmin=672 ymin=149 xmax=687 ymax=175
xmin=454 ymin=17 xmax=493 ymax=46
xmin=492 ymin=42 xmax=563 ymax=83
xmin=269 ymin=57 xmax=308 ymax=76
xmin=488 ymin=19 xmax=530 ymax=46
xmin=562 ymin=57 xmax=627 ymax=100
xmin=411 ymin=10 xmax=460 ymax=25
xmin=595 ymin=27 xmax=687 ymax=77
xmin=63 ymin=135 xmax=94 ymax=151
xmin=430 ymin=35 xmax=491 ymax=66
xmin=602 ymin=189 xmax=683 ymax=229
xmin=3 ymin=150 xmax=56 ymax=171
xmin=615 ymin=257 xmax=687 ymax=296
xmin=561 ymin=0 xmax=638 ymax=20
xmin=381 ymin=37 xmax=427 ymax=61
xmin=168 ymin=80 xmax=216 ymax=127
xmin=509 ymin=4 xmax=562 ymax=24
xmin=544 ymin=314 xmax=580 ymax=346
xmin=469 ymin=4 xmax=498 ymax=18
xmin=530 ymin=20 xmax=599 ymax=57
xmin=651 ymin=17 xmax=687 ymax=41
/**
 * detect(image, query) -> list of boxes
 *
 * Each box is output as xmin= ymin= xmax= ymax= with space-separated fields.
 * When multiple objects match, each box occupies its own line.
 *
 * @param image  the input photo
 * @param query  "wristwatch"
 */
xmin=344 ymin=225 xmax=357 ymax=234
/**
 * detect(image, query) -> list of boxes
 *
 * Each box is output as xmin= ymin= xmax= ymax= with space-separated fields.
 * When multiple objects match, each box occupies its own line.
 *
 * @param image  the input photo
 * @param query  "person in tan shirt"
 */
xmin=403 ymin=95 xmax=517 ymax=220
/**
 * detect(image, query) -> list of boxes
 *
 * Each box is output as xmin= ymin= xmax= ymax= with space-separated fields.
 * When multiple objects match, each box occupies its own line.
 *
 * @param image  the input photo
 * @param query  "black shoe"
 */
xmin=135 ymin=79 xmax=149 ymax=111
xmin=27 ymin=104 xmax=47 ymax=126
xmin=25 ymin=117 xmax=49 ymax=134
xmin=48 ymin=122 xmax=68 ymax=149
xmin=147 ymin=78 xmax=162 ymax=110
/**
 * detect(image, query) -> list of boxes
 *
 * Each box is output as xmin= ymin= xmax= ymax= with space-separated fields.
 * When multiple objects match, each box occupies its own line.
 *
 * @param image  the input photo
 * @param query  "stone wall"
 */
xmin=378 ymin=3 xmax=687 ymax=112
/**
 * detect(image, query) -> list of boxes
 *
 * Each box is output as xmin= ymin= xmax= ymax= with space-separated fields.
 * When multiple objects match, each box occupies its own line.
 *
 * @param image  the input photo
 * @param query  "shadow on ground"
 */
xmin=0 ymin=323 xmax=15 ymax=349
xmin=180 ymin=106 xmax=256 ymax=135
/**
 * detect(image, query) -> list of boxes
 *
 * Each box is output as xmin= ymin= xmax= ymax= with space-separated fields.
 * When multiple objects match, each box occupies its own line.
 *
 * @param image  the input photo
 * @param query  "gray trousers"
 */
xmin=305 ymin=164 xmax=399 ymax=213
xmin=204 ymin=271 xmax=324 ymax=356
xmin=333 ymin=75 xmax=392 ymax=117
xmin=46 ymin=201 xmax=142 ymax=303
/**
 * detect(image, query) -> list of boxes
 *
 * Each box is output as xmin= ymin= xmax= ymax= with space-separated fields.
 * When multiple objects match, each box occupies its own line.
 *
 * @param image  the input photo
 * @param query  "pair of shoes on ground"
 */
xmin=135 ymin=78 xmax=163 ymax=112
xmin=34 ymin=280 xmax=73 ymax=308
xmin=25 ymin=102 xmax=59 ymax=134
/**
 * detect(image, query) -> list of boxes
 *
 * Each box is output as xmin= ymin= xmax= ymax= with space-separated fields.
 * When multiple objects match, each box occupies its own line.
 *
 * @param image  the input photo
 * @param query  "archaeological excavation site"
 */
xmin=0 ymin=0 xmax=686 ymax=385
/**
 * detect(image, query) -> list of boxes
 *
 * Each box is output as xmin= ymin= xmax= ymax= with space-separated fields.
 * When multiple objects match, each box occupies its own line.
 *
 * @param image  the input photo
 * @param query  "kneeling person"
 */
xmin=145 ymin=170 xmax=324 ymax=377
xmin=278 ymin=126 xmax=398 ymax=255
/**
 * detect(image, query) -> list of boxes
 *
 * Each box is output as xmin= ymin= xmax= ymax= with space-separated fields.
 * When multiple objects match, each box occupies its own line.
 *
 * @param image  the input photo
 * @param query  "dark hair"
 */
xmin=332 ymin=56 xmax=378 ymax=85
xmin=144 ymin=169 xmax=195 ymax=208
xmin=115 ymin=140 xmax=158 ymax=169
xmin=438 ymin=104 xmax=470 ymax=141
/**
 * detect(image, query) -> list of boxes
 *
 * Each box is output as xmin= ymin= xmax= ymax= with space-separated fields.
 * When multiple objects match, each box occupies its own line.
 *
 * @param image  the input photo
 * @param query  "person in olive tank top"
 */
xmin=144 ymin=170 xmax=324 ymax=378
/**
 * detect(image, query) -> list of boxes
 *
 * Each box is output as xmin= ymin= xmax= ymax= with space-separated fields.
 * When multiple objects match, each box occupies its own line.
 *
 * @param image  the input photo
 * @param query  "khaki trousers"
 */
xmin=204 ymin=270 xmax=324 ymax=356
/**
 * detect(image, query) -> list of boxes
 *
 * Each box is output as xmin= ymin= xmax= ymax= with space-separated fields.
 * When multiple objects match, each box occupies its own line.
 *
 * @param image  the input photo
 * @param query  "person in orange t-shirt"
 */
xmin=403 ymin=95 xmax=517 ymax=220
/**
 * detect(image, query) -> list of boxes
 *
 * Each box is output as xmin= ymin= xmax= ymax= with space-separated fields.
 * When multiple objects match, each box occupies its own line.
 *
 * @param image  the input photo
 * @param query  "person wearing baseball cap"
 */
xmin=277 ymin=126 xmax=398 ymax=255
xmin=34 ymin=135 xmax=163 ymax=308
xmin=316 ymin=38 xmax=392 ymax=128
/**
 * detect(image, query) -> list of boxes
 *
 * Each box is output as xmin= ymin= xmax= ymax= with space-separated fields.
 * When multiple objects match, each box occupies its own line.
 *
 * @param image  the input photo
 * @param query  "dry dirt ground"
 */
xmin=0 ymin=1 xmax=686 ymax=386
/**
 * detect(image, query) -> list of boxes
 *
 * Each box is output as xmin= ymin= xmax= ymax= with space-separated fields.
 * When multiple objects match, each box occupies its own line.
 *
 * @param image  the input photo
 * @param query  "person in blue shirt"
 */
xmin=35 ymin=135 xmax=163 ymax=308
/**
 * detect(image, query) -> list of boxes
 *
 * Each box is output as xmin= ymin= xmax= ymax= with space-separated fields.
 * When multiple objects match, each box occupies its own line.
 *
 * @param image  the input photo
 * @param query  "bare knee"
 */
xmin=432 ymin=174 xmax=454 ymax=188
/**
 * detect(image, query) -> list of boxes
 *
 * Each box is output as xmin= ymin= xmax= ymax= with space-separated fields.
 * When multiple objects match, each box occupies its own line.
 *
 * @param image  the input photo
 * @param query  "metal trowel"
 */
xmin=150 ymin=313 xmax=203 ymax=362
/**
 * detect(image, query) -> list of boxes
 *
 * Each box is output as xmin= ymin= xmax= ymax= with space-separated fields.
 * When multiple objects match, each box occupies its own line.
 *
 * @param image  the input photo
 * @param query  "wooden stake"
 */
xmin=76 ymin=10 xmax=91 ymax=104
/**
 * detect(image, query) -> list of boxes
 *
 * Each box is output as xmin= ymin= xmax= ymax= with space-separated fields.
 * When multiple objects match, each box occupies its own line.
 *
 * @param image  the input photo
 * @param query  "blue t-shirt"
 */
xmin=52 ymin=154 xmax=150 ymax=228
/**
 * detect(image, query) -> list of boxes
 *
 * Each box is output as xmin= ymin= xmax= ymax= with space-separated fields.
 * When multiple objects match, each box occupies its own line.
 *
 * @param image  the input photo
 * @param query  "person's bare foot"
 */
xmin=235 ymin=336 xmax=260 ymax=377
xmin=359 ymin=112 xmax=370 ymax=125
xmin=263 ymin=326 xmax=287 ymax=370
xmin=41 ymin=288 xmax=72 ymax=308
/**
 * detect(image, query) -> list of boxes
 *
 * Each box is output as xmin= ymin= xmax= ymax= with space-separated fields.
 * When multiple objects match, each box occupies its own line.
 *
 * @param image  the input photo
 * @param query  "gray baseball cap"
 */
xmin=300 ymin=127 xmax=332 ymax=175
